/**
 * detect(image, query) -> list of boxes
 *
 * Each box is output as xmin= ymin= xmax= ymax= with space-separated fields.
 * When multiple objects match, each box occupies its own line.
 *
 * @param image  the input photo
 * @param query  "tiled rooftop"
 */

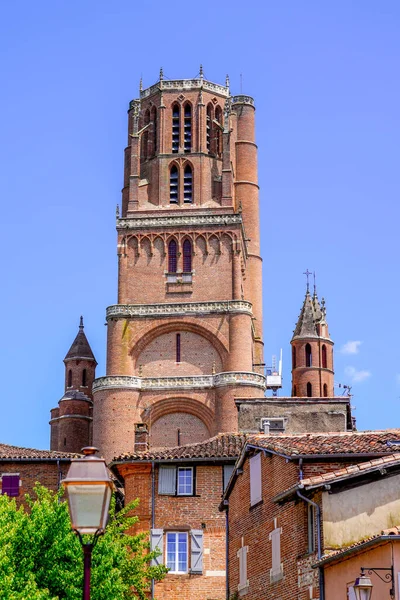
xmin=113 ymin=433 xmax=246 ymax=463
xmin=316 ymin=526 xmax=400 ymax=566
xmin=246 ymin=430 xmax=400 ymax=457
xmin=0 ymin=443 xmax=80 ymax=460
xmin=301 ymin=452 xmax=400 ymax=489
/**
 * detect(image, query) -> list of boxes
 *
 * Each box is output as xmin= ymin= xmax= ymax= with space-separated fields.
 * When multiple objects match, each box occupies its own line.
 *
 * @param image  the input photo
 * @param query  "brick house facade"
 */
xmin=221 ymin=431 xmax=400 ymax=600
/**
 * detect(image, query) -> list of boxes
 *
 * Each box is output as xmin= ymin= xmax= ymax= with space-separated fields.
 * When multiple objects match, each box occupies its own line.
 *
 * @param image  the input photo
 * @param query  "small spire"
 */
xmin=199 ymin=64 xmax=204 ymax=78
xmin=303 ymin=269 xmax=312 ymax=294
xmin=116 ymin=204 xmax=120 ymax=219
xmin=159 ymin=67 xmax=164 ymax=81
xmin=139 ymin=76 xmax=143 ymax=92
xmin=79 ymin=316 xmax=84 ymax=330
xmin=313 ymin=271 xmax=317 ymax=298
xmin=226 ymin=74 xmax=230 ymax=89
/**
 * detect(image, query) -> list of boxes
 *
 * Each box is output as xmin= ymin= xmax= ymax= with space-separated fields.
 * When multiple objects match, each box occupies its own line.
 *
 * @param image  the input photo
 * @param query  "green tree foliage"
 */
xmin=0 ymin=484 xmax=167 ymax=599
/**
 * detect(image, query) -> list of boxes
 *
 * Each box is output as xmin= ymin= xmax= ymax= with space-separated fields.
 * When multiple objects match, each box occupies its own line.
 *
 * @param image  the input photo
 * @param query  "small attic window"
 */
xmin=68 ymin=369 xmax=72 ymax=388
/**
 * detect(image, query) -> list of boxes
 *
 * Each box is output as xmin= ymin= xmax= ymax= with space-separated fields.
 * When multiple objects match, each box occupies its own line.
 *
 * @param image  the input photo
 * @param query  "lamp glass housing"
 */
xmin=66 ymin=484 xmax=112 ymax=534
xmin=354 ymin=575 xmax=373 ymax=600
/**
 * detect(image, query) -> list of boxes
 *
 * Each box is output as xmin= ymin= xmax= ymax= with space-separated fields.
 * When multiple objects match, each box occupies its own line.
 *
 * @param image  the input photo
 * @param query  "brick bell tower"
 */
xmin=50 ymin=317 xmax=97 ymax=453
xmin=291 ymin=283 xmax=334 ymax=398
xmin=92 ymin=68 xmax=265 ymax=461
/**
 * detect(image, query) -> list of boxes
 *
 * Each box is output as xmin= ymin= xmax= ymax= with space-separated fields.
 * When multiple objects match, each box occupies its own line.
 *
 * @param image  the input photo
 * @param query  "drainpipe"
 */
xmin=151 ymin=461 xmax=155 ymax=600
xmin=296 ymin=490 xmax=324 ymax=600
xmin=225 ymin=507 xmax=230 ymax=600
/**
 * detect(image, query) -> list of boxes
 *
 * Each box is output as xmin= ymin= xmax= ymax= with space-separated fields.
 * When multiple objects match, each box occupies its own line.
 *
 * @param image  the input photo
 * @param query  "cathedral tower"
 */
xmin=291 ymin=287 xmax=334 ymax=398
xmin=92 ymin=71 xmax=265 ymax=461
xmin=50 ymin=318 xmax=96 ymax=453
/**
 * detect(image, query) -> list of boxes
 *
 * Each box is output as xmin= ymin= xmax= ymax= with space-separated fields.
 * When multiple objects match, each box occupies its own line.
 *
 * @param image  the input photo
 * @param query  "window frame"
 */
xmin=177 ymin=466 xmax=193 ymax=496
xmin=166 ymin=531 xmax=188 ymax=574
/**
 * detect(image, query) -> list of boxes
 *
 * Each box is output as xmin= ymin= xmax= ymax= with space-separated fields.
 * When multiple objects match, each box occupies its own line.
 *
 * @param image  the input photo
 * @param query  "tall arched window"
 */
xmin=206 ymin=104 xmax=213 ymax=153
xmin=183 ymin=165 xmax=193 ymax=203
xmin=183 ymin=103 xmax=192 ymax=152
xmin=68 ymin=369 xmax=72 ymax=387
xmin=307 ymin=382 xmax=312 ymax=397
xmin=323 ymin=383 xmax=328 ymax=397
xmin=82 ymin=369 xmax=87 ymax=387
xmin=151 ymin=106 xmax=157 ymax=156
xmin=292 ymin=346 xmax=296 ymax=369
xmin=141 ymin=109 xmax=150 ymax=161
xmin=183 ymin=239 xmax=192 ymax=272
xmin=170 ymin=165 xmax=179 ymax=203
xmin=305 ymin=343 xmax=312 ymax=367
xmin=215 ymin=106 xmax=222 ymax=156
xmin=168 ymin=239 xmax=178 ymax=273
xmin=172 ymin=104 xmax=180 ymax=153
xmin=322 ymin=345 xmax=327 ymax=369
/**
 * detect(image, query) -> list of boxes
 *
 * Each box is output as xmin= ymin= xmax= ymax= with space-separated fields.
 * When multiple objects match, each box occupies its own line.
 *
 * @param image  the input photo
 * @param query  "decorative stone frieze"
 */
xmin=231 ymin=95 xmax=255 ymax=106
xmin=106 ymin=300 xmax=253 ymax=320
xmin=92 ymin=371 xmax=266 ymax=393
xmin=117 ymin=213 xmax=243 ymax=231
xmin=136 ymin=79 xmax=230 ymax=103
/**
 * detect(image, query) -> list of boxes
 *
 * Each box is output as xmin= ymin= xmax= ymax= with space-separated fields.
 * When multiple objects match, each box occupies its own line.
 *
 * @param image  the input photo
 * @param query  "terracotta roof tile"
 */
xmin=247 ymin=430 xmax=400 ymax=457
xmin=0 ymin=443 xmax=80 ymax=460
xmin=113 ymin=433 xmax=246 ymax=463
xmin=316 ymin=527 xmax=400 ymax=566
xmin=301 ymin=452 xmax=400 ymax=489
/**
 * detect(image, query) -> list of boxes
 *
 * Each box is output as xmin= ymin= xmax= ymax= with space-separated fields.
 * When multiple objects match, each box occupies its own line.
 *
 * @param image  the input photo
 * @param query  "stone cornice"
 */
xmin=93 ymin=372 xmax=266 ymax=393
xmin=231 ymin=95 xmax=255 ymax=106
xmin=106 ymin=300 xmax=253 ymax=320
xmin=137 ymin=79 xmax=230 ymax=102
xmin=117 ymin=213 xmax=243 ymax=231
xmin=49 ymin=415 xmax=93 ymax=423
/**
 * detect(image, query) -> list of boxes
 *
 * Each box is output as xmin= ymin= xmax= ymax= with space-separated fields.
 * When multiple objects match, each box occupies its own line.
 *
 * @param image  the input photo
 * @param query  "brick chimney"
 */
xmin=134 ymin=423 xmax=149 ymax=452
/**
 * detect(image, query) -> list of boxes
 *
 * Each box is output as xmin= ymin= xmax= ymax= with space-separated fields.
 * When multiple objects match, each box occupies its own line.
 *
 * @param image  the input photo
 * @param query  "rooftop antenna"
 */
xmin=303 ymin=269 xmax=312 ymax=293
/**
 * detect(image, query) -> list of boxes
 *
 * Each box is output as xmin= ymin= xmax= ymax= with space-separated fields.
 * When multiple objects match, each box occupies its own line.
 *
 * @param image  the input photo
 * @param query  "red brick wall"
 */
xmin=0 ymin=461 xmax=70 ymax=506
xmin=149 ymin=412 xmax=210 ymax=447
xmin=119 ymin=461 xmax=232 ymax=600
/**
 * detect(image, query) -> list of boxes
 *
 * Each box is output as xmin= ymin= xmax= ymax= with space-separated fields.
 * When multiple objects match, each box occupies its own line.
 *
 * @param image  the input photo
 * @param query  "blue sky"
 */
xmin=0 ymin=1 xmax=399 ymax=449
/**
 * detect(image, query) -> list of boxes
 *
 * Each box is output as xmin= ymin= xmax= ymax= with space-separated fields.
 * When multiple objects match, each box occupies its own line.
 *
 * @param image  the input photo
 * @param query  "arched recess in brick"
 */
xmin=142 ymin=396 xmax=214 ymax=435
xmin=149 ymin=412 xmax=210 ymax=448
xmin=130 ymin=321 xmax=229 ymax=368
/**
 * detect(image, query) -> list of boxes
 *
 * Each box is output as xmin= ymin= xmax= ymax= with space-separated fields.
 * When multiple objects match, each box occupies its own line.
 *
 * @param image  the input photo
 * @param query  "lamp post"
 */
xmin=62 ymin=447 xmax=113 ymax=600
xmin=354 ymin=567 xmax=394 ymax=600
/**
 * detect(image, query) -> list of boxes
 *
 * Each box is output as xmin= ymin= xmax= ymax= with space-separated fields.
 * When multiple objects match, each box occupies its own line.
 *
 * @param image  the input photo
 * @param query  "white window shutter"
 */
xmin=237 ymin=544 xmax=249 ymax=590
xmin=269 ymin=527 xmax=283 ymax=582
xmin=158 ymin=465 xmax=176 ymax=495
xmin=249 ymin=453 xmax=262 ymax=506
xmin=190 ymin=529 xmax=203 ymax=573
xmin=150 ymin=529 xmax=164 ymax=566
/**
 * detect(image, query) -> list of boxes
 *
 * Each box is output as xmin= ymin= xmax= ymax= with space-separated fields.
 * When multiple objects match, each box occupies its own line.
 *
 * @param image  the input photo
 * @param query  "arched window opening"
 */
xmin=168 ymin=239 xmax=178 ymax=273
xmin=183 ymin=165 xmax=193 ymax=203
xmin=141 ymin=109 xmax=150 ymax=161
xmin=170 ymin=165 xmax=179 ymax=203
xmin=307 ymin=382 xmax=312 ymax=397
xmin=293 ymin=385 xmax=297 ymax=397
xmin=305 ymin=343 xmax=312 ymax=367
xmin=183 ymin=239 xmax=192 ymax=272
xmin=151 ymin=107 xmax=157 ymax=155
xmin=322 ymin=345 xmax=327 ymax=369
xmin=68 ymin=369 xmax=72 ymax=388
xmin=172 ymin=104 xmax=180 ymax=153
xmin=292 ymin=346 xmax=296 ymax=369
xmin=323 ymin=383 xmax=328 ymax=397
xmin=206 ymin=104 xmax=213 ymax=153
xmin=215 ymin=106 xmax=222 ymax=156
xmin=176 ymin=333 xmax=181 ymax=363
xmin=183 ymin=104 xmax=192 ymax=153
xmin=82 ymin=369 xmax=87 ymax=387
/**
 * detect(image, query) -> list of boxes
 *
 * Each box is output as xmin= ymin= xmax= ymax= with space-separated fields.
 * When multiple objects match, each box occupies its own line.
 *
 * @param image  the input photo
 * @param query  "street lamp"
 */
xmin=62 ymin=447 xmax=113 ymax=600
xmin=354 ymin=567 xmax=394 ymax=600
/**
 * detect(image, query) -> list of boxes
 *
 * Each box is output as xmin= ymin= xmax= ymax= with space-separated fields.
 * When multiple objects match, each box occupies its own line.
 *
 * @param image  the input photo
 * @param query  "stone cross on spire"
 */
xmin=303 ymin=269 xmax=312 ymax=293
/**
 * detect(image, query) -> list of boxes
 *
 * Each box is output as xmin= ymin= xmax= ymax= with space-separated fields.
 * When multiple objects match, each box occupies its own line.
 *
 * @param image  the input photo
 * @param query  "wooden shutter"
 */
xmin=190 ymin=529 xmax=203 ymax=574
xmin=269 ymin=527 xmax=283 ymax=581
xmin=237 ymin=543 xmax=248 ymax=590
xmin=249 ymin=453 xmax=262 ymax=506
xmin=150 ymin=529 xmax=164 ymax=567
xmin=1 ymin=474 xmax=19 ymax=497
xmin=158 ymin=465 xmax=176 ymax=495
